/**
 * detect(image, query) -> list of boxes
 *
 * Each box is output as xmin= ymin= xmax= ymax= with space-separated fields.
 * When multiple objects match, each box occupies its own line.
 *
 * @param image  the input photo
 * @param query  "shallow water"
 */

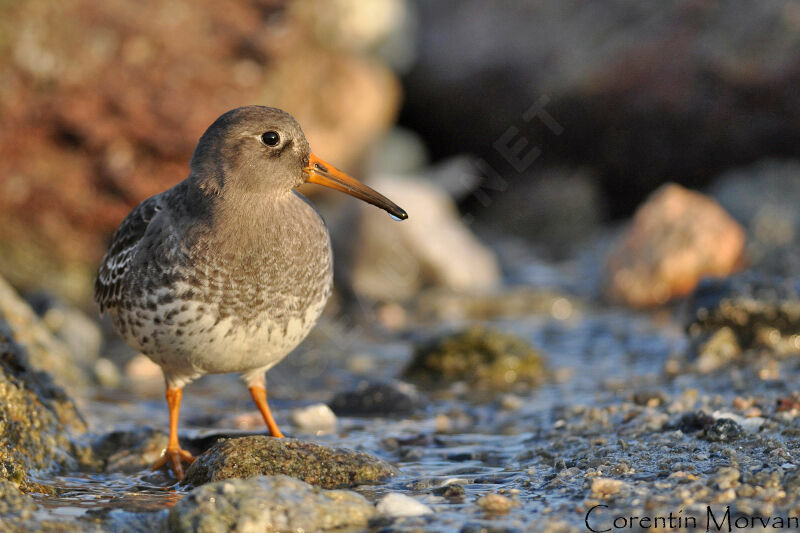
xmin=20 ymin=305 xmax=732 ymax=532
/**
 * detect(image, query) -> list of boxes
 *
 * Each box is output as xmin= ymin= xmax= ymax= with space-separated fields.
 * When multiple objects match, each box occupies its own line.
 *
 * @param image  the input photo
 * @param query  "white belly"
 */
xmin=116 ymin=281 xmax=329 ymax=388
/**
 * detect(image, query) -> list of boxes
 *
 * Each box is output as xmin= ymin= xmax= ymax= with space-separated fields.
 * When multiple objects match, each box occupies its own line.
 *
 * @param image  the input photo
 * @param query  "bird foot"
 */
xmin=151 ymin=447 xmax=195 ymax=481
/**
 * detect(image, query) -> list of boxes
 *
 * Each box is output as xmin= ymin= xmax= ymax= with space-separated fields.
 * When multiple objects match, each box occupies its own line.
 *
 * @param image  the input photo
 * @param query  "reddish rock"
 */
xmin=606 ymin=183 xmax=745 ymax=307
xmin=0 ymin=0 xmax=399 ymax=304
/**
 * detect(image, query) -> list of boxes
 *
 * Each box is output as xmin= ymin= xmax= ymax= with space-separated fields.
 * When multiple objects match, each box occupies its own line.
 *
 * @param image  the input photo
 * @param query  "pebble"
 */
xmin=93 ymin=358 xmax=122 ymax=388
xmin=290 ymin=403 xmax=338 ymax=435
xmin=701 ymin=418 xmax=744 ymax=442
xmin=590 ymin=478 xmax=628 ymax=498
xmin=376 ymin=493 xmax=434 ymax=517
xmin=330 ymin=381 xmax=418 ymax=417
xmin=476 ymin=492 xmax=515 ymax=514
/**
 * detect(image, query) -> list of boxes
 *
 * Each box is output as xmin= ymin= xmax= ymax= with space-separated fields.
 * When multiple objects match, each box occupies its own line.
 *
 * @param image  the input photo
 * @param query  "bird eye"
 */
xmin=261 ymin=131 xmax=280 ymax=146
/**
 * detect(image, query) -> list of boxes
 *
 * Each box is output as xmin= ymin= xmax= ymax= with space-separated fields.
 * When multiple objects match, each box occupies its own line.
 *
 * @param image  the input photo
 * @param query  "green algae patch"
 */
xmin=405 ymin=325 xmax=546 ymax=391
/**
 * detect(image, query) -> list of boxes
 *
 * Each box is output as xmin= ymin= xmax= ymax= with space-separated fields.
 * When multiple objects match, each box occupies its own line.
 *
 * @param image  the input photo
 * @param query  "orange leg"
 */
xmin=151 ymin=387 xmax=194 ymax=480
xmin=249 ymin=386 xmax=285 ymax=438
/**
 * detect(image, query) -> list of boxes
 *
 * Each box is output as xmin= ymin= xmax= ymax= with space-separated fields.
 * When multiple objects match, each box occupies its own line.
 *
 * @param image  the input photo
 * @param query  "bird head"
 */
xmin=190 ymin=106 xmax=407 ymax=220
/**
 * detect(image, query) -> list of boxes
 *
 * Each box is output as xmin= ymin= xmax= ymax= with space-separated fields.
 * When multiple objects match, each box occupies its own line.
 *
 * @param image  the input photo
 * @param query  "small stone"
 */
xmin=169 ymin=475 xmax=375 ymax=532
xmin=590 ymin=478 xmax=628 ymax=499
xmin=675 ymin=411 xmax=715 ymax=433
xmin=376 ymin=493 xmax=433 ymax=517
xmin=290 ymin=403 xmax=337 ymax=435
xmin=476 ymin=492 xmax=515 ymax=514
xmin=712 ymin=467 xmax=741 ymax=490
xmin=701 ymin=418 xmax=744 ymax=442
xmin=432 ymin=483 xmax=466 ymax=501
xmin=500 ymin=394 xmax=524 ymax=411
xmin=330 ymin=381 xmax=418 ymax=417
xmin=93 ymin=357 xmax=122 ymax=388
xmin=632 ymin=390 xmax=667 ymax=407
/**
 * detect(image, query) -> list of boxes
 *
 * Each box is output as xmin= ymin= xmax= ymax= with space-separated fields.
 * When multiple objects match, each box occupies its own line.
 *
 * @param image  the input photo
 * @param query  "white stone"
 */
xmin=291 ymin=403 xmax=338 ymax=435
xmin=376 ymin=493 xmax=433 ymax=517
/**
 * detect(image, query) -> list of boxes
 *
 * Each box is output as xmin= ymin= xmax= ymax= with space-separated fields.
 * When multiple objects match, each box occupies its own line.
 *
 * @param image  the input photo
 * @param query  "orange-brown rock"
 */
xmin=606 ymin=183 xmax=745 ymax=307
xmin=0 ymin=0 xmax=399 ymax=304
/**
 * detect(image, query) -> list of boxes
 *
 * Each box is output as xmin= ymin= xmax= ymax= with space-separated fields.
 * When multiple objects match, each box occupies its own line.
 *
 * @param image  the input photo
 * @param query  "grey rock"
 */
xmin=168 ymin=475 xmax=375 ymax=533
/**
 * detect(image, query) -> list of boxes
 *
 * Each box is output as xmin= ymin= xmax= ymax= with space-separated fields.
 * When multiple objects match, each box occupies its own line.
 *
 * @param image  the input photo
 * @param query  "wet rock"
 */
xmin=405 ymin=326 xmax=545 ymax=391
xmin=701 ymin=418 xmax=744 ymax=443
xmin=92 ymin=427 xmax=169 ymax=474
xmin=376 ymin=493 xmax=433 ymax=517
xmin=686 ymin=273 xmax=800 ymax=353
xmin=0 ymin=291 xmax=94 ymax=490
xmin=404 ymin=1 xmax=800 ymax=218
xmin=290 ymin=403 xmax=337 ymax=435
xmin=329 ymin=381 xmax=418 ymax=417
xmin=0 ymin=275 xmax=89 ymax=391
xmin=349 ymin=175 xmax=500 ymax=301
xmin=0 ymin=479 xmax=36 ymax=519
xmin=607 ymin=184 xmax=745 ymax=307
xmin=169 ymin=475 xmax=375 ymax=533
xmin=0 ymin=0 xmax=399 ymax=305
xmin=184 ymin=436 xmax=396 ymax=489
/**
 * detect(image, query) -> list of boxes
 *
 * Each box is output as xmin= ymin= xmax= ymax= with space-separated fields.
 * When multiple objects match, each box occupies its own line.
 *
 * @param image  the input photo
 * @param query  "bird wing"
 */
xmin=94 ymin=195 xmax=163 ymax=312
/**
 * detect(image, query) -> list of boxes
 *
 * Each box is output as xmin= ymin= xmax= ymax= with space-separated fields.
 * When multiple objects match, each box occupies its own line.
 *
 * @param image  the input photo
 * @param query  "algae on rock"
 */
xmin=0 ymin=315 xmax=94 ymax=491
xmin=405 ymin=325 xmax=546 ymax=390
xmin=184 ymin=436 xmax=396 ymax=489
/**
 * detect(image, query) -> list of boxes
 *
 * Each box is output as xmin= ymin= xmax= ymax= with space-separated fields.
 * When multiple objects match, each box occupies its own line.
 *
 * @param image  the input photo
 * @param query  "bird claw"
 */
xmin=151 ymin=447 xmax=195 ymax=481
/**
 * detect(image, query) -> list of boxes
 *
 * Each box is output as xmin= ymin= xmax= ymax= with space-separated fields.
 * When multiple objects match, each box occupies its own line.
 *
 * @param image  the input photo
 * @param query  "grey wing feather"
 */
xmin=94 ymin=195 xmax=162 ymax=312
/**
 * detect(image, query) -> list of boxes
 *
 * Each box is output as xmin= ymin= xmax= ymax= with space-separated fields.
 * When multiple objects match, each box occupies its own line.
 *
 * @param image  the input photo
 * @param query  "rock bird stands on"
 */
xmin=95 ymin=106 xmax=407 ymax=480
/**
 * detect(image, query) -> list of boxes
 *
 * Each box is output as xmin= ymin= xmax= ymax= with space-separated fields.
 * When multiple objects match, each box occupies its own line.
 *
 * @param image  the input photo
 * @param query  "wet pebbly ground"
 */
xmin=7 ymin=278 xmax=800 ymax=532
